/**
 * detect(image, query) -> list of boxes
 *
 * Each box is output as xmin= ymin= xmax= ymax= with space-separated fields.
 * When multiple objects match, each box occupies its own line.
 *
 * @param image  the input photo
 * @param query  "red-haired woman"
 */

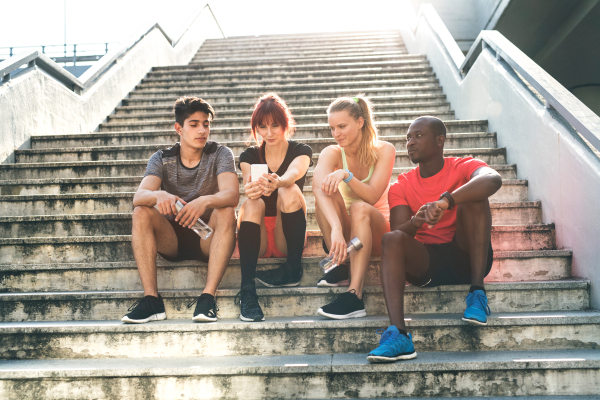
xmin=236 ymin=93 xmax=312 ymax=322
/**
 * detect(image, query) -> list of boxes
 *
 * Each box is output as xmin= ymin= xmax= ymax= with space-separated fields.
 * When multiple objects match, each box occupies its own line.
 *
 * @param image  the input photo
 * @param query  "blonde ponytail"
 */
xmin=327 ymin=94 xmax=379 ymax=168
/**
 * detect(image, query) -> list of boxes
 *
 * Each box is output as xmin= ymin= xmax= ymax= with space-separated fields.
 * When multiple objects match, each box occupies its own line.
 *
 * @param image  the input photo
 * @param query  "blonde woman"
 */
xmin=313 ymin=96 xmax=395 ymax=319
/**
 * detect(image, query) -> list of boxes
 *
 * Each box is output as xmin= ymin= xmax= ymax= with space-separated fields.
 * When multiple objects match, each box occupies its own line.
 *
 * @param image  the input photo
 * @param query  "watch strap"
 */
xmin=439 ymin=191 xmax=455 ymax=210
xmin=342 ymin=169 xmax=353 ymax=183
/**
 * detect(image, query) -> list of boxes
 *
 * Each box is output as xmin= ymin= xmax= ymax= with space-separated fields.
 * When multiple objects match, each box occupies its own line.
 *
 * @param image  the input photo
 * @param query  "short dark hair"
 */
xmin=413 ymin=116 xmax=447 ymax=137
xmin=174 ymin=96 xmax=215 ymax=126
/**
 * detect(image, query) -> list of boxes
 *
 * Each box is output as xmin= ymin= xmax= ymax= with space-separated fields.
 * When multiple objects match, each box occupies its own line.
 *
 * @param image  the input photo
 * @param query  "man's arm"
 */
xmin=176 ymin=172 xmax=240 ymax=228
xmin=424 ymin=166 xmax=502 ymax=227
xmin=390 ymin=204 xmax=428 ymax=236
xmin=133 ymin=175 xmax=182 ymax=216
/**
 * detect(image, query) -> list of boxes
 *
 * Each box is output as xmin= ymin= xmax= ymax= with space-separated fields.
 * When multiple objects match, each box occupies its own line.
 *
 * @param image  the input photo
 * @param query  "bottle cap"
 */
xmin=348 ymin=237 xmax=363 ymax=251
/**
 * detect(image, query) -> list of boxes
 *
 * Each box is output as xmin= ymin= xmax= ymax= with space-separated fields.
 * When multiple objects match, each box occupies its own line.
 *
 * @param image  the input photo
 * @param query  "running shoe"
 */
xmin=317 ymin=289 xmax=366 ymax=319
xmin=188 ymin=293 xmax=218 ymax=322
xmin=235 ymin=285 xmax=265 ymax=322
xmin=367 ymin=325 xmax=417 ymax=363
xmin=462 ymin=290 xmax=491 ymax=325
xmin=256 ymin=263 xmax=302 ymax=287
xmin=317 ymin=264 xmax=350 ymax=287
xmin=121 ymin=295 xmax=166 ymax=324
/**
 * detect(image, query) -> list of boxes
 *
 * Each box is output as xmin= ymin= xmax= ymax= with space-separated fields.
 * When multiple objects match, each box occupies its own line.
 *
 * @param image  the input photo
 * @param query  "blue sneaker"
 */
xmin=367 ymin=326 xmax=417 ymax=363
xmin=462 ymin=290 xmax=491 ymax=325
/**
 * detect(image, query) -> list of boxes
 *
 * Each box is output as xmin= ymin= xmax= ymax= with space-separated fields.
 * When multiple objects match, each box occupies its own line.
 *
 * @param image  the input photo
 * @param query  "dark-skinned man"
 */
xmin=367 ymin=116 xmax=502 ymax=363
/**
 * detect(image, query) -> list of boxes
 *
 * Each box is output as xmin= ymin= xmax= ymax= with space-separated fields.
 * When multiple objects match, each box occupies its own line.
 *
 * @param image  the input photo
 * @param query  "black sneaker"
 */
xmin=188 ymin=293 xmax=218 ymax=322
xmin=256 ymin=263 xmax=302 ymax=287
xmin=234 ymin=285 xmax=265 ymax=322
xmin=317 ymin=264 xmax=350 ymax=287
xmin=121 ymin=295 xmax=166 ymax=324
xmin=317 ymin=289 xmax=367 ymax=319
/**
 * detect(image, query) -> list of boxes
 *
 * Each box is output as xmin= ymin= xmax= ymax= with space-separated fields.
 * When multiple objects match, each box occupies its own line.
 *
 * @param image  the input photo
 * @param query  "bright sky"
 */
xmin=0 ymin=0 xmax=406 ymax=50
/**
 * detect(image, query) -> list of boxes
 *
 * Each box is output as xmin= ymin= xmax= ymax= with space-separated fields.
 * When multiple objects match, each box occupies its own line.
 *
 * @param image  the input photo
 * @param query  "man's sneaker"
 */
xmin=256 ymin=263 xmax=302 ymax=287
xmin=317 ymin=264 xmax=349 ymax=287
xmin=188 ymin=293 xmax=218 ymax=322
xmin=317 ymin=289 xmax=367 ymax=319
xmin=121 ymin=295 xmax=166 ymax=324
xmin=235 ymin=285 xmax=265 ymax=322
xmin=462 ymin=290 xmax=491 ymax=325
xmin=367 ymin=326 xmax=417 ymax=363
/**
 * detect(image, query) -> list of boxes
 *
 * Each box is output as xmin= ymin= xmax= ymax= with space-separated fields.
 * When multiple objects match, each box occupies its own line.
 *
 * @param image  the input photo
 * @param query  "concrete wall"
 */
xmin=0 ymin=7 xmax=222 ymax=164
xmin=401 ymin=12 xmax=600 ymax=308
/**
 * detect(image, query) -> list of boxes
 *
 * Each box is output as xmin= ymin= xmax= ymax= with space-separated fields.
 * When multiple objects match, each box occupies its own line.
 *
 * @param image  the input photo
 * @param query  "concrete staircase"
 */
xmin=0 ymin=30 xmax=598 ymax=399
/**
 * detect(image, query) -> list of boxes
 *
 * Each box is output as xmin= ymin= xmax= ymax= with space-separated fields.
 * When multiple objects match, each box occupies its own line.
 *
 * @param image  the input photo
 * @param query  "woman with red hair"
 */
xmin=236 ymin=93 xmax=312 ymax=322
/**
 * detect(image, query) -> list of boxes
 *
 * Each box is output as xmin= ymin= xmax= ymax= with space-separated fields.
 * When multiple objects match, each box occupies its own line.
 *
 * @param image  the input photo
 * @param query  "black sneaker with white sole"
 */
xmin=188 ymin=293 xmax=218 ymax=322
xmin=317 ymin=289 xmax=367 ymax=319
xmin=235 ymin=285 xmax=265 ymax=322
xmin=317 ymin=264 xmax=350 ymax=287
xmin=121 ymin=295 xmax=167 ymax=324
xmin=256 ymin=263 xmax=302 ymax=287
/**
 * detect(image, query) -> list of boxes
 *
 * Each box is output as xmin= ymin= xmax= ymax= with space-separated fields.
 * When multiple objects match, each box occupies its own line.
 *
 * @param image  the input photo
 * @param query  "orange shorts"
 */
xmin=261 ymin=216 xmax=287 ymax=258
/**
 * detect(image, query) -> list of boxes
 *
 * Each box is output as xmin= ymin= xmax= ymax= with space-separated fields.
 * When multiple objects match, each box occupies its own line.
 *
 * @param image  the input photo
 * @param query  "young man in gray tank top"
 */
xmin=121 ymin=97 xmax=239 ymax=324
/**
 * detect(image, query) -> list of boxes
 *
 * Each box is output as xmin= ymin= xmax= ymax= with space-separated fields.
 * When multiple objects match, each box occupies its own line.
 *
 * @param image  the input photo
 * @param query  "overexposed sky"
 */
xmin=0 ymin=0 xmax=406 ymax=50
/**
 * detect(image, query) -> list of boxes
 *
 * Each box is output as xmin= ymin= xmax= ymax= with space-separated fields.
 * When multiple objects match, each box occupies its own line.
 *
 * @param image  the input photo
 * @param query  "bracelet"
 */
xmin=439 ymin=191 xmax=455 ymax=210
xmin=342 ymin=169 xmax=353 ymax=183
xmin=410 ymin=215 xmax=418 ymax=228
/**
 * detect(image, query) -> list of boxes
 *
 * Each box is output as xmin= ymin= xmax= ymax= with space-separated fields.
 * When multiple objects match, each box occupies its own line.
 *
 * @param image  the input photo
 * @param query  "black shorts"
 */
xmin=157 ymin=218 xmax=209 ymax=263
xmin=406 ymin=235 xmax=493 ymax=288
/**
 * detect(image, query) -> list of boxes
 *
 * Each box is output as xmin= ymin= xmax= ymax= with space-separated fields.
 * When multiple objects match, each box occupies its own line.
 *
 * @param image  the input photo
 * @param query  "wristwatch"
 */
xmin=439 ymin=191 xmax=455 ymax=210
xmin=342 ymin=169 xmax=353 ymax=183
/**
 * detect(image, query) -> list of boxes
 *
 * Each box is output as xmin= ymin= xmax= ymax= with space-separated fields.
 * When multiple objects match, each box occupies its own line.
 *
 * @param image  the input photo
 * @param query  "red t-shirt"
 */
xmin=388 ymin=157 xmax=488 ymax=244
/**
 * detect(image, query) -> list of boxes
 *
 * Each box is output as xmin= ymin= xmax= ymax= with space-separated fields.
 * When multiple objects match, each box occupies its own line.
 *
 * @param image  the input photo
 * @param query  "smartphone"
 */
xmin=251 ymin=164 xmax=268 ymax=182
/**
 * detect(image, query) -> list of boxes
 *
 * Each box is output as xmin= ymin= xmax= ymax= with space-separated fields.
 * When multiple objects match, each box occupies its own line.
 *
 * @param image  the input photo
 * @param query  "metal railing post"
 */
xmin=73 ymin=44 xmax=77 ymax=66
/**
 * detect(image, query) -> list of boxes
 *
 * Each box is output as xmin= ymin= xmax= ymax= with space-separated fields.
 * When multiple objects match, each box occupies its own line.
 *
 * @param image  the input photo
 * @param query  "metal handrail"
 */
xmin=0 ymin=3 xmax=224 ymax=93
xmin=411 ymin=4 xmax=600 ymax=153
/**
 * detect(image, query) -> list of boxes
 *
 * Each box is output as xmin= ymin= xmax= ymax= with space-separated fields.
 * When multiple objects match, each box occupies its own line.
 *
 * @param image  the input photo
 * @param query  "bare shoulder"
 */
xmin=376 ymin=140 xmax=396 ymax=156
xmin=316 ymin=145 xmax=342 ymax=168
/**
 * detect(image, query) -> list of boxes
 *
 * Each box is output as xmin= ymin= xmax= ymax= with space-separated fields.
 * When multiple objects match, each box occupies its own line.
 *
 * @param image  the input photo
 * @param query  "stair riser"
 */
xmin=193 ymin=48 xmax=406 ymax=59
xmin=0 ymin=285 xmax=587 ymax=322
xmin=111 ymin=103 xmax=450 ymax=121
xmin=139 ymin=71 xmax=436 ymax=88
xmin=121 ymin=89 xmax=444 ymax=107
xmin=0 ymin=165 xmax=517 ymax=196
xmin=197 ymin=40 xmax=405 ymax=53
xmin=2 ymin=368 xmax=599 ymax=399
xmin=2 ymin=323 xmax=598 ymax=360
xmin=98 ymin=111 xmax=455 ymax=133
xmin=193 ymin=51 xmax=410 ymax=63
xmin=201 ymin=35 xmax=403 ymax=48
xmin=145 ymin=65 xmax=433 ymax=81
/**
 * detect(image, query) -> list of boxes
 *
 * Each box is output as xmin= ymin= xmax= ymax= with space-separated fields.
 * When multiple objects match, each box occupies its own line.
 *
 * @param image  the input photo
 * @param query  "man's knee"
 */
xmin=349 ymin=201 xmax=371 ymax=222
xmin=212 ymin=206 xmax=237 ymax=229
xmin=132 ymin=205 xmax=156 ymax=225
xmin=382 ymin=230 xmax=411 ymax=248
xmin=278 ymin=185 xmax=302 ymax=210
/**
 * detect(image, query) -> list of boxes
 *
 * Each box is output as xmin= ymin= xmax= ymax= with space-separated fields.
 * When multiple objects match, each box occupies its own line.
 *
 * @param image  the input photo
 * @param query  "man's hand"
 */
xmin=424 ymin=198 xmax=450 ymax=228
xmin=176 ymin=197 xmax=207 ymax=229
xmin=155 ymin=191 xmax=184 ymax=216
xmin=410 ymin=204 xmax=428 ymax=229
xmin=321 ymin=169 xmax=348 ymax=196
xmin=244 ymin=176 xmax=264 ymax=200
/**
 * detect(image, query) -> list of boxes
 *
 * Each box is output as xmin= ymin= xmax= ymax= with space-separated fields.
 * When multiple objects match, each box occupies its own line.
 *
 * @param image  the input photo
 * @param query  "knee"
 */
xmin=213 ymin=207 xmax=237 ymax=228
xmin=381 ymin=230 xmax=410 ymax=248
xmin=349 ymin=201 xmax=371 ymax=222
xmin=278 ymin=185 xmax=302 ymax=210
xmin=132 ymin=205 xmax=154 ymax=225
xmin=241 ymin=198 xmax=265 ymax=219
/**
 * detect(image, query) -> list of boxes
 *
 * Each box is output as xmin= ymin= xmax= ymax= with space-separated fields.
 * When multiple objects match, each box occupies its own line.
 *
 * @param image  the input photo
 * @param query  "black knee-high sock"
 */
xmin=238 ymin=221 xmax=261 ymax=288
xmin=281 ymin=209 xmax=306 ymax=272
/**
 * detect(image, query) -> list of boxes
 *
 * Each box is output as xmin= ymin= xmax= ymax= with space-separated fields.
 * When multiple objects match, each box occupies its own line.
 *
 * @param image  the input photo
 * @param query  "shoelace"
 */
xmin=127 ymin=296 xmax=154 ymax=312
xmin=330 ymin=289 xmax=357 ymax=304
xmin=187 ymin=295 xmax=219 ymax=315
xmin=465 ymin=292 xmax=491 ymax=316
xmin=375 ymin=328 xmax=400 ymax=345
xmin=234 ymin=290 xmax=260 ymax=309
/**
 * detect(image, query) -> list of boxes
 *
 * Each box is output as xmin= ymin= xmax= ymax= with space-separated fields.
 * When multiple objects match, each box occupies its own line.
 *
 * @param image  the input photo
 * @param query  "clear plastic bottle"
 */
xmin=155 ymin=200 xmax=213 ymax=240
xmin=318 ymin=237 xmax=363 ymax=274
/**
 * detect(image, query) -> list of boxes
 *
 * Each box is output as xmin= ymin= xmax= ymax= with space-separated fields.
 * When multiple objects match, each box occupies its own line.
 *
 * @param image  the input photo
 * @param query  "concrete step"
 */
xmin=193 ymin=50 xmax=410 ymax=64
xmin=0 ymin=162 xmax=517 ymax=198
xmin=111 ymin=101 xmax=449 ymax=121
xmin=2 ymin=311 xmax=598 ymax=359
xmin=145 ymin=63 xmax=432 ymax=81
xmin=0 ymin=236 xmax=568 ymax=292
xmin=193 ymin=48 xmax=407 ymax=61
xmin=0 ymin=280 xmax=586 ymax=322
xmin=121 ymin=92 xmax=446 ymax=109
xmin=138 ymin=71 xmax=436 ymax=89
xmin=1 ymin=349 xmax=599 ymax=398
xmin=201 ymin=31 xmax=401 ymax=46
xmin=122 ymin=86 xmax=444 ymax=104
xmin=200 ymin=33 xmax=403 ymax=49
xmin=151 ymin=57 xmax=428 ymax=74
xmin=98 ymin=110 xmax=455 ymax=133
xmin=197 ymin=39 xmax=404 ymax=54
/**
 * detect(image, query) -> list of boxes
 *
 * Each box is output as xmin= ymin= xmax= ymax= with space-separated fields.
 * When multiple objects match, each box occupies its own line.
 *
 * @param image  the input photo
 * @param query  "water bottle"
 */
xmin=155 ymin=200 xmax=213 ymax=240
xmin=319 ymin=237 xmax=363 ymax=274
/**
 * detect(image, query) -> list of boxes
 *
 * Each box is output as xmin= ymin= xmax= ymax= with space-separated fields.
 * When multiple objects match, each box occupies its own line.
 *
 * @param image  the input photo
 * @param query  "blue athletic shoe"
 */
xmin=462 ymin=290 xmax=491 ymax=325
xmin=367 ymin=325 xmax=417 ymax=363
